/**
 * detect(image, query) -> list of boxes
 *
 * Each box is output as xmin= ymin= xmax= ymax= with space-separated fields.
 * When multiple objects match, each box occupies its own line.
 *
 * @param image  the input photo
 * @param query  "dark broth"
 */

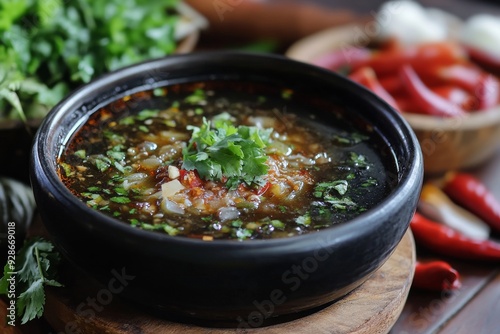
xmin=59 ymin=81 xmax=398 ymax=240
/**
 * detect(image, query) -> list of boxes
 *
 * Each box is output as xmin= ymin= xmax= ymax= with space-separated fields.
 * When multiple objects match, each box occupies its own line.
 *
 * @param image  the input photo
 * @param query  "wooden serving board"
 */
xmin=37 ymin=231 xmax=415 ymax=334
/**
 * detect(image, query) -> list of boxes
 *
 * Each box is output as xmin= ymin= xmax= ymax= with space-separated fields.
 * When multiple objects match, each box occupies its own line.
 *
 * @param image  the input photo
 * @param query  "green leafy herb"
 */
xmin=324 ymin=196 xmax=357 ymax=210
xmin=295 ymin=212 xmax=311 ymax=226
xmin=74 ymin=150 xmax=86 ymax=159
xmin=362 ymin=178 xmax=378 ymax=187
xmin=136 ymin=109 xmax=160 ymax=121
xmin=110 ymin=196 xmax=130 ymax=204
xmin=313 ymin=180 xmax=348 ymax=198
xmin=95 ymin=157 xmax=111 ymax=172
xmin=332 ymin=132 xmax=369 ymax=146
xmin=235 ymin=228 xmax=253 ymax=240
xmin=349 ymin=152 xmax=370 ymax=168
xmin=131 ymin=220 xmax=179 ymax=236
xmin=59 ymin=162 xmax=74 ymax=177
xmin=0 ymin=0 xmax=181 ymax=121
xmin=182 ymin=115 xmax=272 ymax=188
xmin=184 ymin=89 xmax=206 ymax=104
xmin=0 ymin=238 xmax=62 ymax=324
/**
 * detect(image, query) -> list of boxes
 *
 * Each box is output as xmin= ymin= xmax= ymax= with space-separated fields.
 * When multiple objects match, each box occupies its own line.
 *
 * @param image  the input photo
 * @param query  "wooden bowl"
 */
xmin=286 ymin=24 xmax=500 ymax=175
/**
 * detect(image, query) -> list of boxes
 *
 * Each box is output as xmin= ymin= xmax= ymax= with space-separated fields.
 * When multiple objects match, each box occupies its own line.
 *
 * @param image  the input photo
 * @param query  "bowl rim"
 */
xmin=403 ymin=107 xmax=500 ymax=130
xmin=31 ymin=51 xmax=423 ymax=251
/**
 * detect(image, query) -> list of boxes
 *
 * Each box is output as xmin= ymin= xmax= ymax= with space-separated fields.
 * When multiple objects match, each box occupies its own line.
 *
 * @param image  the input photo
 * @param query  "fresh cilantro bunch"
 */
xmin=0 ymin=238 xmax=62 ymax=324
xmin=0 ymin=0 xmax=180 ymax=121
xmin=182 ymin=115 xmax=273 ymax=189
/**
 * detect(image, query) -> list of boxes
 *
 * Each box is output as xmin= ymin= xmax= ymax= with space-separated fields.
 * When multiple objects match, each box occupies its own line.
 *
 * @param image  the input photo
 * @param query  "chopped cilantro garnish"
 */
xmin=184 ymin=89 xmax=206 ymax=104
xmin=271 ymin=220 xmax=285 ymax=229
xmin=231 ymin=220 xmax=243 ymax=228
xmin=153 ymin=88 xmax=166 ymax=97
xmin=324 ymin=196 xmax=356 ymax=210
xmin=362 ymin=178 xmax=378 ymax=187
xmin=182 ymin=115 xmax=272 ymax=188
xmin=110 ymin=196 xmax=130 ymax=204
xmin=119 ymin=116 xmax=135 ymax=125
xmin=114 ymin=187 xmax=128 ymax=195
xmin=59 ymin=162 xmax=74 ymax=177
xmin=235 ymin=228 xmax=253 ymax=240
xmin=74 ymin=150 xmax=86 ymax=159
xmin=332 ymin=132 xmax=369 ymax=146
xmin=113 ymin=161 xmax=125 ymax=173
xmin=314 ymin=180 xmax=348 ymax=198
xmin=107 ymin=150 xmax=126 ymax=161
xmin=136 ymin=109 xmax=159 ymax=121
xmin=349 ymin=152 xmax=370 ymax=168
xmin=103 ymin=131 xmax=125 ymax=145
xmin=138 ymin=125 xmax=149 ymax=133
xmin=95 ymin=158 xmax=111 ymax=172
xmin=87 ymin=186 xmax=100 ymax=192
xmin=295 ymin=212 xmax=311 ymax=226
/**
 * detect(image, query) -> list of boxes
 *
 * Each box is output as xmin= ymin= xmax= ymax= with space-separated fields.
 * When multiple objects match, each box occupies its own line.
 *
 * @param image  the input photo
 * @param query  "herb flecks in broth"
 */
xmin=59 ymin=82 xmax=395 ymax=240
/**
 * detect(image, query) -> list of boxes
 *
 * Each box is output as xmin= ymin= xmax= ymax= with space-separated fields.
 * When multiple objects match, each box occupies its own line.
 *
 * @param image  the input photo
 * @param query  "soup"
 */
xmin=58 ymin=81 xmax=397 ymax=240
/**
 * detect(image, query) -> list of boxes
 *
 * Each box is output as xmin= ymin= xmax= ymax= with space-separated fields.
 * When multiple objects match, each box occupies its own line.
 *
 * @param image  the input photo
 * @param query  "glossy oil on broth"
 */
xmin=59 ymin=82 xmax=397 ymax=240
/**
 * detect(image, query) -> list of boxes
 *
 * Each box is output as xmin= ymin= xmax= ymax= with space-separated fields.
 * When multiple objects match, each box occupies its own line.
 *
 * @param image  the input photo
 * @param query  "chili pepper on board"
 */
xmin=410 ymin=212 xmax=500 ymax=261
xmin=400 ymin=65 xmax=466 ymax=117
xmin=413 ymin=261 xmax=461 ymax=291
xmin=419 ymin=183 xmax=490 ymax=240
xmin=443 ymin=172 xmax=500 ymax=233
xmin=348 ymin=67 xmax=399 ymax=110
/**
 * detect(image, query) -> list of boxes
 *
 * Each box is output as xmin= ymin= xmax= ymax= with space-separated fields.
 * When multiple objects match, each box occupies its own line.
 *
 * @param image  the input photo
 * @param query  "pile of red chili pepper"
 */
xmin=409 ymin=172 xmax=500 ymax=291
xmin=314 ymin=41 xmax=500 ymax=116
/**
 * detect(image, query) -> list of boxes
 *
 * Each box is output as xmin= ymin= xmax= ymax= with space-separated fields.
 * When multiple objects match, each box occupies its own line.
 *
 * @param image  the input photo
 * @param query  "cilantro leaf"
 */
xmin=182 ymin=115 xmax=271 ymax=188
xmin=1 ymin=0 xmax=181 ymax=121
xmin=314 ymin=180 xmax=348 ymax=198
xmin=0 ymin=238 xmax=63 ymax=324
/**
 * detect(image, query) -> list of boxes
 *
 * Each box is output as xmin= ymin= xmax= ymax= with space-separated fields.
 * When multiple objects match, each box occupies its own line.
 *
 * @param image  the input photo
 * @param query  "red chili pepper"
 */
xmin=254 ymin=182 xmax=270 ymax=196
xmin=393 ymin=95 xmax=419 ymax=113
xmin=179 ymin=169 xmax=203 ymax=188
xmin=442 ymin=172 xmax=500 ymax=233
xmin=437 ymin=64 xmax=484 ymax=93
xmin=431 ymin=86 xmax=476 ymax=111
xmin=400 ymin=65 xmax=466 ymax=117
xmin=378 ymin=75 xmax=405 ymax=96
xmin=312 ymin=47 xmax=372 ymax=72
xmin=410 ymin=212 xmax=500 ymax=261
xmin=348 ymin=66 xmax=399 ymax=111
xmin=413 ymin=261 xmax=461 ymax=291
xmin=463 ymin=44 xmax=500 ymax=71
xmin=354 ymin=42 xmax=466 ymax=77
xmin=425 ymin=65 xmax=498 ymax=111
xmin=476 ymin=74 xmax=500 ymax=110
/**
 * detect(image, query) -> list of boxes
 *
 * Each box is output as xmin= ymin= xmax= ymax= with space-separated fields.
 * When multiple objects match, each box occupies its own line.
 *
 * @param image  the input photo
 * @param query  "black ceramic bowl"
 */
xmin=30 ymin=52 xmax=422 ymax=325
